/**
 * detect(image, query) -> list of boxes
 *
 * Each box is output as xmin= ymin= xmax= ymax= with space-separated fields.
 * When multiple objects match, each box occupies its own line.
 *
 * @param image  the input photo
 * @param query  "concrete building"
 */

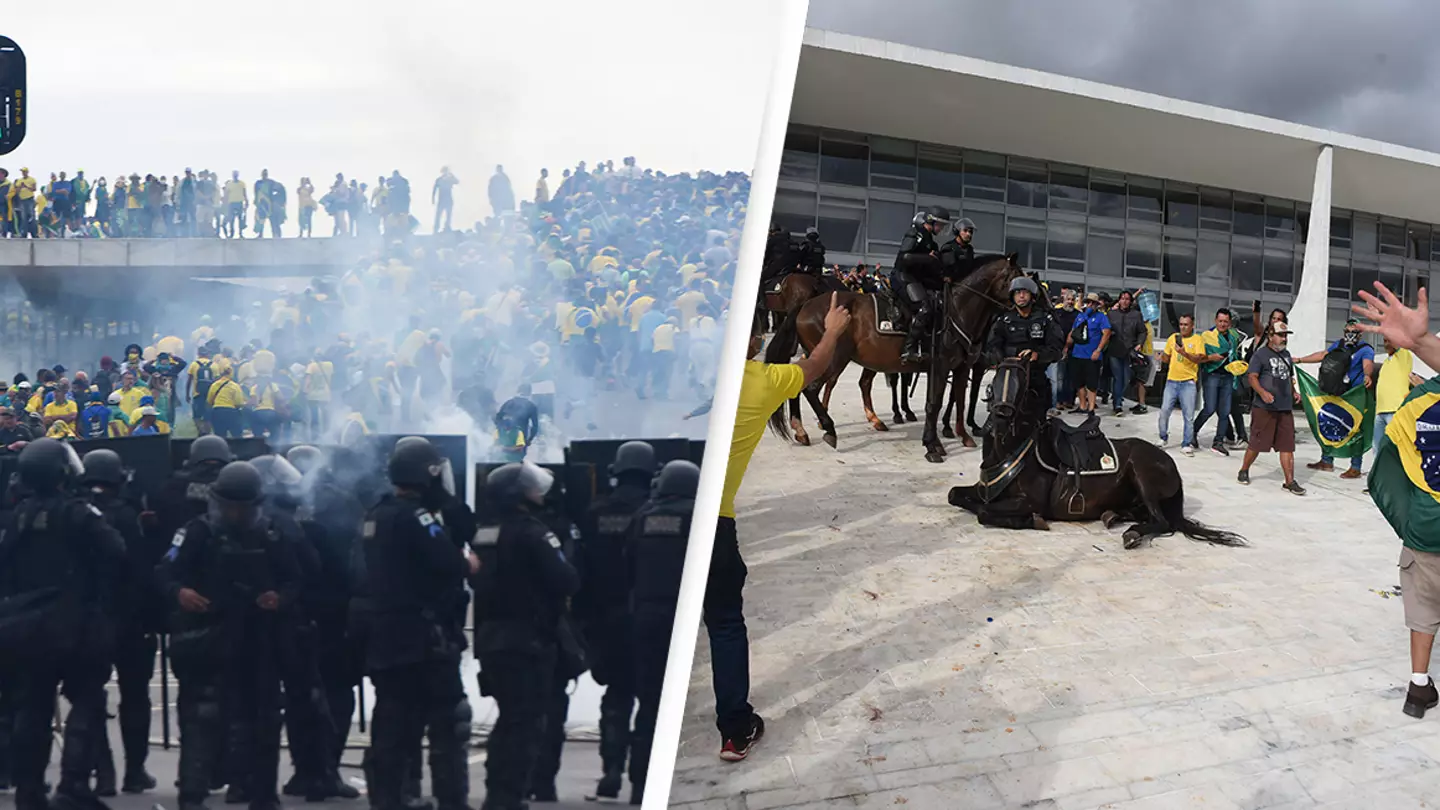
xmin=777 ymin=28 xmax=1440 ymax=358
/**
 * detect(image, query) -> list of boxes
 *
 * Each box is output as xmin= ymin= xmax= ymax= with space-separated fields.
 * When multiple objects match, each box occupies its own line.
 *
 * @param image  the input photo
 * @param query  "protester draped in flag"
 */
xmin=1295 ymin=365 xmax=1376 ymax=463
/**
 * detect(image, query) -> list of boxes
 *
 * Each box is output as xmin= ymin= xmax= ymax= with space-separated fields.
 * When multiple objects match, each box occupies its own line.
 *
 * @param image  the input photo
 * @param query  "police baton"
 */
xmin=160 ymin=633 xmax=172 ymax=749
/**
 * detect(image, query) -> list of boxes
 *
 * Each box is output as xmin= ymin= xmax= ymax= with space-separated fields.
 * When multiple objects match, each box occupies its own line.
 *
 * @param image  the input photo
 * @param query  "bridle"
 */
xmin=987 ymin=356 xmax=1033 ymax=439
xmin=942 ymin=261 xmax=1021 ymax=355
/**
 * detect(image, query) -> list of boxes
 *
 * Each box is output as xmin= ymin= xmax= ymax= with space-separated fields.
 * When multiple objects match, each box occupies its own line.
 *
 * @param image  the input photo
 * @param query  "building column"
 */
xmin=1291 ymin=144 xmax=1332 ymax=359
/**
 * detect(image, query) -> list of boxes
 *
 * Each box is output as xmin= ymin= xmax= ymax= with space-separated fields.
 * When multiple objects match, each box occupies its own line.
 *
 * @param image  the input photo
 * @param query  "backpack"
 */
xmin=1069 ymin=314 xmax=1089 ymax=347
xmin=1317 ymin=344 xmax=1357 ymax=396
xmin=194 ymin=359 xmax=215 ymax=395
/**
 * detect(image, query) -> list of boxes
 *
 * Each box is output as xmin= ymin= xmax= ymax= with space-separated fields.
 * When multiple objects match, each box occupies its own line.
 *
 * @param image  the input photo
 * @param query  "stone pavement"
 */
xmin=671 ymin=366 xmax=1436 ymax=809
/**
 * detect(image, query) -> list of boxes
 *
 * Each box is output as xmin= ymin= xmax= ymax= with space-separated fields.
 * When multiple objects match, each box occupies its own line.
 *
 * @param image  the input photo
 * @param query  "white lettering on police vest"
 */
xmin=598 ymin=514 xmax=631 ymax=535
xmin=643 ymin=515 xmax=685 ymax=536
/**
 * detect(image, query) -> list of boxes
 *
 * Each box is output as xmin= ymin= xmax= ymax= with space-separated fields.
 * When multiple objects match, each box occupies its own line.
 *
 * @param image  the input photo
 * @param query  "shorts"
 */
xmin=1248 ymin=407 xmax=1295 ymax=453
xmin=1067 ymin=356 xmax=1101 ymax=392
xmin=1400 ymin=547 xmax=1440 ymax=634
xmin=191 ymin=397 xmax=209 ymax=420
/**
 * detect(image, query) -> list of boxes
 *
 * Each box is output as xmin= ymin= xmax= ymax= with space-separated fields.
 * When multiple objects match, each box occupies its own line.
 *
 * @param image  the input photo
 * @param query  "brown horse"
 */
xmin=766 ymin=254 xmax=1024 ymax=462
xmin=763 ymin=272 xmax=848 ymax=319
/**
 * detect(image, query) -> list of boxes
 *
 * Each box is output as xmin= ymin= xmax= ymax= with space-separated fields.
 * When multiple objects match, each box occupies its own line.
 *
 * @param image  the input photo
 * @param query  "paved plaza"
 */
xmin=672 ymin=366 xmax=1434 ymax=809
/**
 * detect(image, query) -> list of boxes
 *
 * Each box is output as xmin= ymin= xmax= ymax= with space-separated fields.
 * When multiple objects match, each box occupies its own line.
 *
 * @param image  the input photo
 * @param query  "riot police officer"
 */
xmin=361 ymin=439 xmax=476 ymax=810
xmin=795 ymin=227 xmax=826 ymax=277
xmin=627 ymin=459 xmax=700 ymax=806
xmin=895 ymin=205 xmax=951 ymax=363
xmin=983 ymin=276 xmax=1065 ymax=424
xmin=938 ymin=218 xmax=977 ymax=282
xmin=576 ymin=442 xmax=656 ymax=803
xmin=0 ymin=439 xmax=127 ymax=810
xmin=82 ymin=449 xmax=163 ymax=795
xmin=472 ymin=462 xmax=580 ymax=810
xmin=160 ymin=460 xmax=301 ymax=810
xmin=156 ymin=435 xmax=234 ymax=541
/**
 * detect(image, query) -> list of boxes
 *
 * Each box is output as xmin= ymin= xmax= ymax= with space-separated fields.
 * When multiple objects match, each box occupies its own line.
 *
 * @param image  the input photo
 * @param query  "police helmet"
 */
xmin=210 ymin=461 xmax=265 ymax=505
xmin=82 ymin=448 xmax=127 ymax=486
xmin=388 ymin=437 xmax=446 ymax=489
xmin=250 ymin=455 xmax=303 ymax=498
xmin=286 ymin=445 xmax=323 ymax=475
xmin=654 ymin=460 xmax=701 ymax=499
xmin=18 ymin=438 xmax=84 ymax=492
xmin=486 ymin=461 xmax=555 ymax=508
xmin=1008 ymin=276 xmax=1039 ymax=298
xmin=954 ymin=217 xmax=976 ymax=234
xmin=924 ymin=205 xmax=951 ymax=226
xmin=189 ymin=435 xmax=233 ymax=467
xmin=610 ymin=441 xmax=658 ymax=478
xmin=804 ymin=227 xmax=820 ymax=242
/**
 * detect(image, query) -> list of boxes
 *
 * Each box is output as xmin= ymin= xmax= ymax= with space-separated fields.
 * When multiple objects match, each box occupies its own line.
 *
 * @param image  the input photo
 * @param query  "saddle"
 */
xmin=1036 ymin=412 xmax=1119 ymax=515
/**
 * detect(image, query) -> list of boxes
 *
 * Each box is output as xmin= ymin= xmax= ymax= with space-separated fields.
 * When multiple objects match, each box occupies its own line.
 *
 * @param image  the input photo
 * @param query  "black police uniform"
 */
xmin=472 ymin=504 xmax=580 ymax=810
xmin=0 ymin=486 xmax=126 ymax=810
xmin=894 ymin=223 xmax=944 ymax=358
xmin=938 ymin=238 xmax=975 ymax=282
xmin=526 ymin=509 xmax=586 ymax=803
xmin=361 ymin=493 xmax=473 ymax=810
xmin=575 ymin=477 xmax=650 ymax=798
xmin=983 ymin=304 xmax=1066 ymax=423
xmin=160 ymin=509 xmax=301 ymax=810
xmin=626 ymin=489 xmax=694 ymax=804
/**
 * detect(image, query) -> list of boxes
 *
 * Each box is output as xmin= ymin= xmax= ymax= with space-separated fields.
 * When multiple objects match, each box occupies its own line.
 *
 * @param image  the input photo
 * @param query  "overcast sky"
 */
xmin=4 ymin=0 xmax=780 ymax=229
xmin=810 ymin=0 xmax=1440 ymax=153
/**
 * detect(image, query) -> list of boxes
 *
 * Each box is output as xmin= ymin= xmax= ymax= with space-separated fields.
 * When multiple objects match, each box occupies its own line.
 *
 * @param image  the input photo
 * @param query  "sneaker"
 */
xmin=1340 ymin=468 xmax=1363 ymax=480
xmin=1405 ymin=677 xmax=1439 ymax=718
xmin=1237 ymin=469 xmax=1250 ymax=485
xmin=1283 ymin=481 xmax=1307 ymax=496
xmin=1211 ymin=444 xmax=1230 ymax=457
xmin=719 ymin=714 xmax=766 ymax=762
xmin=1156 ymin=437 xmax=1169 ymax=448
xmin=1182 ymin=446 xmax=1195 ymax=457
xmin=1113 ymin=409 xmax=1125 ymax=417
xmin=1131 ymin=404 xmax=1149 ymax=415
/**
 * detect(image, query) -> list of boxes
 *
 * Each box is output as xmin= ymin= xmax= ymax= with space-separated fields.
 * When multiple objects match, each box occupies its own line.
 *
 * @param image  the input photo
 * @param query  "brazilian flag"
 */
xmin=1368 ymin=375 xmax=1440 ymax=551
xmin=1295 ymin=368 xmax=1375 ymax=458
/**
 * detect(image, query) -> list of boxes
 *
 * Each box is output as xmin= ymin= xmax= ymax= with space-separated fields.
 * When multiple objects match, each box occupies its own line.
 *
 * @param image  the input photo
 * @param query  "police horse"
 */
xmin=946 ymin=357 xmax=1246 ymax=548
xmin=766 ymin=254 xmax=1024 ymax=462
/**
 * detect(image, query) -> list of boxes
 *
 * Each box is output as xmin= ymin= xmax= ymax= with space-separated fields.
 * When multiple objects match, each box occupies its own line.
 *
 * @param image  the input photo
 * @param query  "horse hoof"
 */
xmin=962 ymin=437 xmax=977 ymax=449
xmin=925 ymin=450 xmax=945 ymax=463
xmin=1101 ymin=510 xmax=1122 ymax=529
xmin=823 ymin=433 xmax=837 ymax=449
xmin=872 ymin=420 xmax=889 ymax=432
xmin=1123 ymin=531 xmax=1144 ymax=549
xmin=942 ymin=426 xmax=955 ymax=439
xmin=1032 ymin=516 xmax=1050 ymax=531
xmin=905 ymin=412 xmax=918 ymax=422
xmin=795 ymin=433 xmax=811 ymax=447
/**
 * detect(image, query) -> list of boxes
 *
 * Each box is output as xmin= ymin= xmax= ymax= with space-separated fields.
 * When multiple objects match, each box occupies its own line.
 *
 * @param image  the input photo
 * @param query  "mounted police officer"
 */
xmin=793 ymin=227 xmax=826 ymax=277
xmin=360 ymin=438 xmax=476 ymax=810
xmin=894 ymin=205 xmax=951 ymax=364
xmin=576 ymin=442 xmax=656 ymax=803
xmin=983 ymin=276 xmax=1065 ymax=424
xmin=938 ymin=218 xmax=977 ymax=282
xmin=160 ymin=459 xmax=301 ymax=810
xmin=0 ymin=439 xmax=126 ymax=810
xmin=472 ymin=462 xmax=580 ymax=810
xmin=627 ymin=459 xmax=699 ymax=807
xmin=82 ymin=449 xmax=163 ymax=796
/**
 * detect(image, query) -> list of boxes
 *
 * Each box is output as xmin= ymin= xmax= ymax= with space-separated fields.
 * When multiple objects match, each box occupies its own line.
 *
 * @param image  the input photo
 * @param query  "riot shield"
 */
xmin=367 ymin=434 xmax=468 ymax=508
xmin=564 ymin=438 xmax=692 ymax=496
xmin=72 ymin=434 xmax=173 ymax=502
xmin=688 ymin=439 xmax=707 ymax=467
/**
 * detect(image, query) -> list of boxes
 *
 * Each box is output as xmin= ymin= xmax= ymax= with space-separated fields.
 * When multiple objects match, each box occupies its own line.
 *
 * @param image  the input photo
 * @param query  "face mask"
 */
xmin=1342 ymin=331 xmax=1361 ymax=347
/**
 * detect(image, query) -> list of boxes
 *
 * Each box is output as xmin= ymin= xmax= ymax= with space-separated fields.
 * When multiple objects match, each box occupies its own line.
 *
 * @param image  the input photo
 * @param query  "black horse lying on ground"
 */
xmin=947 ymin=358 xmax=1246 ymax=549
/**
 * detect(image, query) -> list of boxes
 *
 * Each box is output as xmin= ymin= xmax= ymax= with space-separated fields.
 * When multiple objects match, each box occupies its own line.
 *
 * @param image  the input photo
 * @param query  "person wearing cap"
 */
xmin=1237 ymin=322 xmax=1305 ymax=494
xmin=41 ymin=383 xmax=78 ymax=432
xmin=79 ymin=391 xmax=125 ymax=439
xmin=1294 ymin=319 xmax=1377 ymax=478
xmin=130 ymin=406 xmax=170 ymax=436
xmin=1063 ymin=292 xmax=1113 ymax=414
xmin=0 ymin=405 xmax=34 ymax=450
xmin=0 ymin=379 xmax=12 ymax=411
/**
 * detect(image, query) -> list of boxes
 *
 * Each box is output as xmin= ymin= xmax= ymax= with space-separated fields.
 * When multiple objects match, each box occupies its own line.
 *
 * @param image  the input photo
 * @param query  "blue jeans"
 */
xmin=1107 ymin=355 xmax=1130 ymax=411
xmin=1192 ymin=372 xmax=1234 ymax=448
xmin=1047 ymin=361 xmax=1064 ymax=407
xmin=707 ymin=518 xmax=754 ymax=737
xmin=1158 ymin=380 xmax=1197 ymax=445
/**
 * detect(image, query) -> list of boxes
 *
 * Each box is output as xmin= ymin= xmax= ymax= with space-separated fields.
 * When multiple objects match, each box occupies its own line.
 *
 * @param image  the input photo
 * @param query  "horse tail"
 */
xmin=1160 ymin=477 xmax=1247 ymax=546
xmin=766 ymin=309 xmax=803 ymax=441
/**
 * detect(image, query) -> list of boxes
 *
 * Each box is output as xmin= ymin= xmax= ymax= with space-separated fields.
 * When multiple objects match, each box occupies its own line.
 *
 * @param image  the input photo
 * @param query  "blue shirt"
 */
xmin=1327 ymin=340 xmax=1375 ymax=386
xmin=1070 ymin=309 xmax=1112 ymax=359
xmin=638 ymin=310 xmax=666 ymax=353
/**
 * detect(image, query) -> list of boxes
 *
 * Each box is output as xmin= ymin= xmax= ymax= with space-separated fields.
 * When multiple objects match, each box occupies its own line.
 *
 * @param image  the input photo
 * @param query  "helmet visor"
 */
xmin=62 ymin=443 xmax=85 ymax=480
xmin=521 ymin=461 xmax=555 ymax=501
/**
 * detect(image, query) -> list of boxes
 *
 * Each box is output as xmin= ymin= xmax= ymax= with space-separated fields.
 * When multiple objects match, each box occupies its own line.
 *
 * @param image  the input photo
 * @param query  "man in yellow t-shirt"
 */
xmin=1157 ymin=313 xmax=1207 ymax=453
xmin=41 ymin=386 xmax=78 ymax=430
xmin=305 ymin=355 xmax=334 ymax=438
xmin=206 ymin=367 xmax=247 ymax=438
xmin=675 ymin=283 xmax=707 ymax=331
xmin=706 ymin=293 xmax=850 ymax=761
xmin=1374 ymin=337 xmax=1425 ymax=464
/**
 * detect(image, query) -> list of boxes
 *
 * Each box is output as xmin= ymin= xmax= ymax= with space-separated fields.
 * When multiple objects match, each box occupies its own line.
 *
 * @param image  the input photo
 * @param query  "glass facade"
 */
xmin=779 ymin=125 xmax=1438 ymax=344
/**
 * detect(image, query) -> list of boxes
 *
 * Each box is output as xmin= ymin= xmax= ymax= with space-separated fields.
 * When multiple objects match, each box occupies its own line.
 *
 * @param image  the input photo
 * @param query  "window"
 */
xmin=1005 ymin=216 xmax=1047 ymax=271
xmin=1380 ymin=260 xmax=1403 ymax=298
xmin=1353 ymin=214 xmax=1378 ymax=255
xmin=1049 ymin=166 xmax=1088 ymax=214
xmin=1330 ymin=211 xmax=1353 ymax=249
xmin=1196 ymin=239 xmax=1229 ymax=288
xmin=780 ymin=131 xmax=819 ymax=181
xmin=773 ymin=188 xmax=817 ymax=236
xmin=1163 ymin=237 xmax=1197 ymax=285
xmin=1199 ymin=188 xmax=1232 ymax=232
xmin=1195 ymin=295 xmax=1229 ymax=330
xmin=818 ymin=197 xmax=866 ymax=252
xmin=1234 ymin=194 xmax=1265 ymax=238
xmin=1408 ymin=267 xmax=1430 ymax=304
xmin=1263 ymin=246 xmax=1294 ymax=292
xmin=1329 ymin=260 xmax=1351 ymax=299
xmin=1160 ymin=295 xmax=1195 ymax=339
xmin=918 ymin=145 xmax=964 ymax=199
xmin=1380 ymin=219 xmax=1408 ymax=257
xmin=1351 ymin=259 xmax=1379 ymax=301
xmin=1086 ymin=228 xmax=1124 ymax=277
xmin=1265 ymin=199 xmax=1296 ymax=241
xmin=867 ymin=200 xmax=913 ymax=251
xmin=1089 ymin=173 xmax=1127 ymax=218
xmin=1125 ymin=231 xmax=1161 ymax=281
xmin=1408 ymin=223 xmax=1431 ymax=261
xmin=1046 ymin=220 xmax=1086 ymax=273
xmin=1164 ymin=186 xmax=1199 ymax=228
xmin=963 ymin=151 xmax=1006 ymax=201
xmin=1127 ymin=177 xmax=1163 ymax=223
xmin=1007 ymin=160 xmax=1048 ymax=209
xmin=966 ymin=210 xmax=1005 ymax=253
xmin=819 ymin=139 xmax=868 ymax=186
xmin=870 ymin=136 xmax=916 ymax=191
xmin=1231 ymin=243 xmax=1262 ymax=291
xmin=1298 ymin=207 xmax=1311 ymax=243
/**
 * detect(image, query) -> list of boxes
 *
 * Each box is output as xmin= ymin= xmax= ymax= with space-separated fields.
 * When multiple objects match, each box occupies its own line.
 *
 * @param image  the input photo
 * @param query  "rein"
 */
xmin=941 ymin=263 xmax=1018 ymax=356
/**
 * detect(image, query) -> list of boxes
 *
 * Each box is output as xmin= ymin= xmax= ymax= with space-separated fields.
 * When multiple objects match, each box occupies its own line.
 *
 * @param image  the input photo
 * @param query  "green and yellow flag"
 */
xmin=1295 ymin=368 xmax=1375 ymax=458
xmin=1368 ymin=375 xmax=1440 ymax=551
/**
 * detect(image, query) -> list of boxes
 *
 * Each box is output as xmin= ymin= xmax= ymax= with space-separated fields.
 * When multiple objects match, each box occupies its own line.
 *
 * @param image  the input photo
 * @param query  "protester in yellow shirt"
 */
xmin=41 ymin=387 xmax=78 ymax=430
xmin=247 ymin=376 xmax=284 ymax=439
xmin=1158 ymin=314 xmax=1207 ymax=452
xmin=305 ymin=354 xmax=334 ymax=438
xmin=206 ymin=367 xmax=247 ymax=438
xmin=675 ymin=284 xmax=707 ymax=331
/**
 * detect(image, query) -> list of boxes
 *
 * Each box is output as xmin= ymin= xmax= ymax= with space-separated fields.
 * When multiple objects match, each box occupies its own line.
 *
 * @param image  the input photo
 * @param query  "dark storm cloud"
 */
xmin=809 ymin=0 xmax=1440 ymax=152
